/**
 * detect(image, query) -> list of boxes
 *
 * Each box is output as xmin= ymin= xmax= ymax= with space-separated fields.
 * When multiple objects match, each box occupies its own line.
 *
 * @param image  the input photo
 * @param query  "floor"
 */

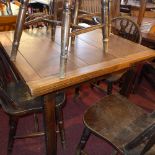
xmin=0 ymin=78 xmax=155 ymax=155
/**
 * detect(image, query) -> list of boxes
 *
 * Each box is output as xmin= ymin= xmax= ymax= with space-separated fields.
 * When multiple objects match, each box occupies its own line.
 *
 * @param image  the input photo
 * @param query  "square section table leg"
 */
xmin=43 ymin=94 xmax=57 ymax=155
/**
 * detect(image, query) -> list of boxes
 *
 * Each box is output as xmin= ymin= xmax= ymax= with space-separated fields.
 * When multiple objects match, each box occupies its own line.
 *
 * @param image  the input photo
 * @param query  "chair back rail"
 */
xmin=111 ymin=17 xmax=142 ymax=43
xmin=0 ymin=42 xmax=20 ymax=90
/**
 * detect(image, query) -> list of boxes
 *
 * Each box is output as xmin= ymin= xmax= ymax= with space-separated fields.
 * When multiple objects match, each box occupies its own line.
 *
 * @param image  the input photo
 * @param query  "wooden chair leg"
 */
xmin=11 ymin=0 xmax=29 ymax=61
xmin=7 ymin=117 xmax=18 ymax=154
xmin=55 ymin=105 xmax=65 ymax=149
xmin=76 ymin=127 xmax=91 ymax=155
xmin=71 ymin=0 xmax=79 ymax=45
xmin=50 ymin=0 xmax=57 ymax=41
xmin=131 ymin=64 xmax=144 ymax=93
xmin=74 ymin=86 xmax=81 ymax=98
xmin=119 ymin=69 xmax=135 ymax=97
xmin=55 ymin=92 xmax=66 ymax=148
xmin=33 ymin=113 xmax=39 ymax=132
xmin=140 ymin=132 xmax=155 ymax=155
xmin=107 ymin=81 xmax=113 ymax=95
xmin=111 ymin=150 xmax=120 ymax=155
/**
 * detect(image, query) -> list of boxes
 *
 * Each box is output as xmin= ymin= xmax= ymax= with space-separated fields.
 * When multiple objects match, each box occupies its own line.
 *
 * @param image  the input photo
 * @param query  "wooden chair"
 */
xmin=139 ymin=62 xmax=155 ymax=89
xmin=0 ymin=15 xmax=17 ymax=31
xmin=135 ymin=24 xmax=155 ymax=90
xmin=0 ymin=42 xmax=66 ymax=154
xmin=76 ymin=0 xmax=101 ymax=24
xmin=76 ymin=92 xmax=155 ymax=154
xmin=92 ymin=16 xmax=141 ymax=95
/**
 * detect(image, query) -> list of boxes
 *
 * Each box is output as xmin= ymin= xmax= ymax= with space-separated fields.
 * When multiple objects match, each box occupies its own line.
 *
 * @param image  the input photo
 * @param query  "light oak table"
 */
xmin=0 ymin=28 xmax=155 ymax=155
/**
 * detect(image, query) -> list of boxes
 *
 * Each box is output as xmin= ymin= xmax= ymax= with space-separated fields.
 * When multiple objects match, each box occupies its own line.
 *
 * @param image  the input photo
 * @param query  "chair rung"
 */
xmin=70 ymin=24 xmax=103 ymax=36
xmin=14 ymin=131 xmax=45 ymax=139
xmin=78 ymin=12 xmax=101 ymax=19
xmin=25 ymin=15 xmax=53 ymax=26
xmin=91 ymin=83 xmax=107 ymax=94
xmin=43 ymin=19 xmax=62 ymax=25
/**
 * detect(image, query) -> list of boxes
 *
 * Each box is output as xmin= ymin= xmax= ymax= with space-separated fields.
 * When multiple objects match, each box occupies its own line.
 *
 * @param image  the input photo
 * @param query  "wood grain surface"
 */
xmin=0 ymin=27 xmax=155 ymax=96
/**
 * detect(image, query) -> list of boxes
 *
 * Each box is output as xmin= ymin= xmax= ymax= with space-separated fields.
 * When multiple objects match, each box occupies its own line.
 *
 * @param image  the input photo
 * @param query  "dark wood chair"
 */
xmin=0 ymin=42 xmax=66 ymax=154
xmin=138 ymin=61 xmax=155 ymax=89
xmin=76 ymin=92 xmax=155 ymax=155
xmin=136 ymin=25 xmax=155 ymax=91
xmin=92 ymin=16 xmax=142 ymax=95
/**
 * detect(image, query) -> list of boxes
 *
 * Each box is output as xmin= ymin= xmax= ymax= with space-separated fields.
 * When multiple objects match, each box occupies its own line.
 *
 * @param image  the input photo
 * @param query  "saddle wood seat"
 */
xmin=76 ymin=94 xmax=155 ymax=155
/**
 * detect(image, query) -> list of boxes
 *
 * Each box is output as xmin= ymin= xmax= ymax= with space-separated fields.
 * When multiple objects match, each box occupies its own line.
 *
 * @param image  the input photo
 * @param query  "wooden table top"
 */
xmin=0 ymin=28 xmax=155 ymax=97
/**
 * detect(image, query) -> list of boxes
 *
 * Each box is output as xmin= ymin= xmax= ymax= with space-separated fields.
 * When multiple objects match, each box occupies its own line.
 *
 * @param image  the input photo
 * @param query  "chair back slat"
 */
xmin=80 ymin=0 xmax=101 ymax=13
xmin=0 ymin=42 xmax=20 ymax=90
xmin=111 ymin=17 xmax=142 ymax=43
xmin=0 ymin=86 xmax=17 ymax=112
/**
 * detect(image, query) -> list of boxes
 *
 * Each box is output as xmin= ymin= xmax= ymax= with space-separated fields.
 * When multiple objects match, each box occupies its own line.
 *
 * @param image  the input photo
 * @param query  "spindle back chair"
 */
xmin=0 ymin=42 xmax=66 ymax=154
xmin=76 ymin=92 xmax=155 ymax=155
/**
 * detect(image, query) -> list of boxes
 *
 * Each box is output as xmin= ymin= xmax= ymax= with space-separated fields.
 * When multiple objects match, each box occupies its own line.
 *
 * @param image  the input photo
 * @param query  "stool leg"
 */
xmin=7 ymin=117 xmax=18 ymax=155
xmin=11 ymin=0 xmax=29 ymax=61
xmin=76 ymin=127 xmax=91 ymax=155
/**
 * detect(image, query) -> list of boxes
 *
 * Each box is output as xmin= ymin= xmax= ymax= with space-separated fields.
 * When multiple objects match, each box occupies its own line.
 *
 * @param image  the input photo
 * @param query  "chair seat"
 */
xmin=1 ymin=82 xmax=43 ymax=116
xmin=124 ymin=144 xmax=155 ymax=155
xmin=105 ymin=72 xmax=125 ymax=82
xmin=83 ymin=94 xmax=155 ymax=154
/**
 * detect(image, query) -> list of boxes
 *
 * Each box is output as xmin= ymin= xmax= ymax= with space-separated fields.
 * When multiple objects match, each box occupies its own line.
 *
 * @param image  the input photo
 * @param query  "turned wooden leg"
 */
xmin=76 ymin=127 xmax=91 ymax=155
xmin=55 ymin=105 xmax=65 ymax=148
xmin=49 ymin=0 xmax=57 ymax=41
xmin=107 ymin=81 xmax=113 ymax=95
xmin=34 ymin=113 xmax=39 ymax=132
xmin=71 ymin=0 xmax=80 ymax=44
xmin=11 ymin=0 xmax=29 ymax=61
xmin=111 ymin=150 xmax=120 ymax=155
xmin=119 ymin=68 xmax=135 ymax=97
xmin=60 ymin=0 xmax=71 ymax=78
xmin=55 ymin=92 xmax=66 ymax=149
xmin=7 ymin=116 xmax=18 ymax=155
xmin=75 ymin=86 xmax=81 ymax=98
xmin=140 ymin=132 xmax=155 ymax=155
